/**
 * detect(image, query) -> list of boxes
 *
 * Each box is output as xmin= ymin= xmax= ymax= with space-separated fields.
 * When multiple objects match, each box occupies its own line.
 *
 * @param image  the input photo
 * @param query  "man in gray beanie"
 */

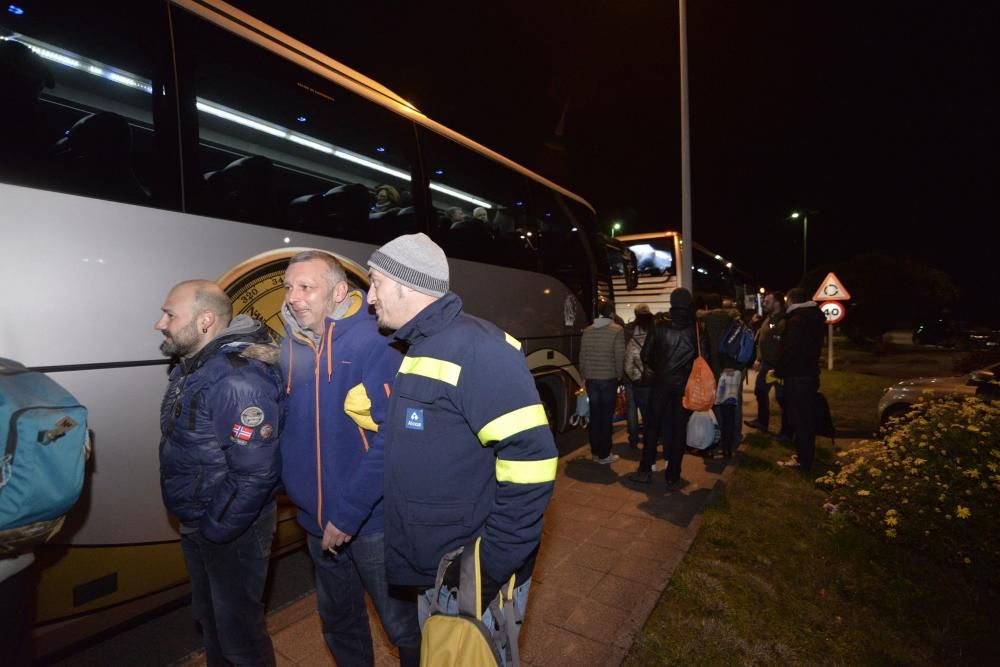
xmin=368 ymin=233 xmax=557 ymax=663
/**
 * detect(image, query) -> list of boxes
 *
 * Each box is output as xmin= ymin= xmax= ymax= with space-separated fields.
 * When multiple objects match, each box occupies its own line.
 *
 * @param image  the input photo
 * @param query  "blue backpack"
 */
xmin=720 ymin=319 xmax=755 ymax=365
xmin=0 ymin=359 xmax=88 ymax=535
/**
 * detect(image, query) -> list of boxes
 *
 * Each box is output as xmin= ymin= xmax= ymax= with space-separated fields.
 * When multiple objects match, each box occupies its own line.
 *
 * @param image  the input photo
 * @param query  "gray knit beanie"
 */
xmin=367 ymin=233 xmax=449 ymax=297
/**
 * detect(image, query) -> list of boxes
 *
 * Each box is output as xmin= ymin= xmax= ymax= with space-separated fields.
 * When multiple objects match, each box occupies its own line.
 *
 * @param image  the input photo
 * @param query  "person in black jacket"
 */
xmin=629 ymin=288 xmax=697 ymax=488
xmin=156 ymin=280 xmax=282 ymax=667
xmin=774 ymin=287 xmax=826 ymax=470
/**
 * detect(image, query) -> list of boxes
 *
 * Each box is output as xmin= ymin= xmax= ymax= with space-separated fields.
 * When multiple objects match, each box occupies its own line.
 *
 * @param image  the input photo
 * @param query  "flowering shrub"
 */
xmin=817 ymin=396 xmax=999 ymax=581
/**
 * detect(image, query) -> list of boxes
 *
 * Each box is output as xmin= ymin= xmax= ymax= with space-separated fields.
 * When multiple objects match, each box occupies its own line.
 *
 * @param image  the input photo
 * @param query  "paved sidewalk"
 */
xmin=180 ymin=387 xmax=753 ymax=667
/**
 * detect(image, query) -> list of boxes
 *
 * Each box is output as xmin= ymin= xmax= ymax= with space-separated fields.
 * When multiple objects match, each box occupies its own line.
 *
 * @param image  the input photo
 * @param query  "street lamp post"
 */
xmin=611 ymin=221 xmax=622 ymax=237
xmin=790 ymin=211 xmax=808 ymax=279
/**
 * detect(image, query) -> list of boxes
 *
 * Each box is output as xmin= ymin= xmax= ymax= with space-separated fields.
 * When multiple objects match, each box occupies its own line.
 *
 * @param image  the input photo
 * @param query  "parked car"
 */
xmin=878 ymin=362 xmax=1000 ymax=425
xmin=912 ymin=319 xmax=1000 ymax=349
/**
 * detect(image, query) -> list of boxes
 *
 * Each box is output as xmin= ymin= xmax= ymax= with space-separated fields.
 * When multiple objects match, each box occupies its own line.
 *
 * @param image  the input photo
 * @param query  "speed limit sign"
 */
xmin=820 ymin=301 xmax=845 ymax=325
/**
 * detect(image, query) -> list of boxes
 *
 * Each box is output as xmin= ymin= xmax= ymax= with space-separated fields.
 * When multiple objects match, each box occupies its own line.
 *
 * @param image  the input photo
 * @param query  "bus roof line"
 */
xmin=173 ymin=0 xmax=596 ymax=215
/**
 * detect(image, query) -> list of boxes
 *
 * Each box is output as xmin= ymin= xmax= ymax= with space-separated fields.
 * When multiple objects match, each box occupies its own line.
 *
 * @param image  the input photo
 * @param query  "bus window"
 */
xmin=416 ymin=128 xmax=538 ymax=270
xmin=171 ymin=9 xmax=418 ymax=241
xmin=0 ymin=5 xmax=178 ymax=209
xmin=531 ymin=185 xmax=595 ymax=310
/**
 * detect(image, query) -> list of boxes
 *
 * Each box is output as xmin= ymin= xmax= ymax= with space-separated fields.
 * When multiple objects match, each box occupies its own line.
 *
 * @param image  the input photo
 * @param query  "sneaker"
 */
xmin=664 ymin=478 xmax=686 ymax=491
xmin=628 ymin=471 xmax=653 ymax=484
xmin=593 ymin=454 xmax=620 ymax=465
xmin=775 ymin=457 xmax=798 ymax=468
xmin=744 ymin=420 xmax=768 ymax=432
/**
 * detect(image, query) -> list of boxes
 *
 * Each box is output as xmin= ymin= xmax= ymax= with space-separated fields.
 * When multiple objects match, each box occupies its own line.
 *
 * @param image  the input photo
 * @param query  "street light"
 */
xmin=788 ymin=211 xmax=813 ymax=280
xmin=611 ymin=221 xmax=622 ymax=237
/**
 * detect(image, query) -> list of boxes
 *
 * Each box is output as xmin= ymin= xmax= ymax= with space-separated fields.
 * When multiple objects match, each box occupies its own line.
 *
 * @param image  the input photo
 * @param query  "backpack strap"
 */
xmin=456 ymin=537 xmax=484 ymax=620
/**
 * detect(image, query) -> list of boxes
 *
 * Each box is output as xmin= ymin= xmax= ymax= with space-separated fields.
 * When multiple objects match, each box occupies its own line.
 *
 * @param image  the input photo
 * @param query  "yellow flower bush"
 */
xmin=817 ymin=397 xmax=999 ymax=580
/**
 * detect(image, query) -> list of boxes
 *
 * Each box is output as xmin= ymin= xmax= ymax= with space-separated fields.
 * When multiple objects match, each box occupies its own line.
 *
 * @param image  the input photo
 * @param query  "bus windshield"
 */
xmin=626 ymin=240 xmax=675 ymax=277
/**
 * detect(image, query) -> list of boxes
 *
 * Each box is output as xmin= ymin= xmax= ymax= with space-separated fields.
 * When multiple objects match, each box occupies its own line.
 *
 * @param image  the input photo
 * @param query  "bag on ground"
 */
xmin=1 ymin=358 xmax=88 ymax=555
xmin=421 ymin=537 xmax=519 ymax=667
xmin=686 ymin=410 xmax=720 ymax=449
xmin=683 ymin=325 xmax=717 ymax=412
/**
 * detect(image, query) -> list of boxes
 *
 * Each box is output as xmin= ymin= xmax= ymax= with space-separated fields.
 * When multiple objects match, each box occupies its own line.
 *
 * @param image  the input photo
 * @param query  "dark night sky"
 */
xmin=231 ymin=0 xmax=998 ymax=304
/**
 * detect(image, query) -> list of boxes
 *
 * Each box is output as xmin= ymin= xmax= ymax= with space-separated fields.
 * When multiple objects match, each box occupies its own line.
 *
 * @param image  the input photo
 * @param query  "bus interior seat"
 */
xmin=203 ymin=155 xmax=278 ymax=225
xmin=52 ymin=111 xmax=150 ymax=204
xmin=322 ymin=183 xmax=370 ymax=235
xmin=286 ymin=192 xmax=325 ymax=230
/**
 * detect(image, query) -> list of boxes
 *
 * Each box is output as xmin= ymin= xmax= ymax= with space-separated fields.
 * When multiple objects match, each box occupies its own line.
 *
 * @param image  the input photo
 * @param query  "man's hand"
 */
xmin=322 ymin=521 xmax=352 ymax=551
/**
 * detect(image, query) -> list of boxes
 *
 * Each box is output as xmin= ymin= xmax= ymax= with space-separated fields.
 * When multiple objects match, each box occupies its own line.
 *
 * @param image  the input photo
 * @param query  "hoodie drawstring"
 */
xmin=285 ymin=337 xmax=294 ymax=395
xmin=326 ymin=321 xmax=334 ymax=383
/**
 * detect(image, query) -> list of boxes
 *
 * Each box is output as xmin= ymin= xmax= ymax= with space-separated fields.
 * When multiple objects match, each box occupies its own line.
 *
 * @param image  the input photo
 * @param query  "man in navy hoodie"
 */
xmin=279 ymin=251 xmax=419 ymax=667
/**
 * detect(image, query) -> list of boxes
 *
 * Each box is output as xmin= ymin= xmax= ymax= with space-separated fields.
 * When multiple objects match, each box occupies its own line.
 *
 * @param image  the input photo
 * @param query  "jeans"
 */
xmin=626 ymin=382 xmax=651 ymax=447
xmin=643 ymin=387 xmax=690 ymax=480
xmin=715 ymin=404 xmax=739 ymax=455
xmin=784 ymin=375 xmax=820 ymax=469
xmin=586 ymin=379 xmax=618 ymax=459
xmin=418 ymin=578 xmax=531 ymax=667
xmin=307 ymin=531 xmax=421 ymax=667
xmin=0 ymin=560 xmax=32 ymax=667
xmin=754 ymin=362 xmax=787 ymax=433
xmin=180 ymin=501 xmax=277 ymax=667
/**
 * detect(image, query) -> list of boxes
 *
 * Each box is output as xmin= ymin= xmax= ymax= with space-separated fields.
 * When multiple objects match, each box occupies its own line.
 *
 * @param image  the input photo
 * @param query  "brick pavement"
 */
xmin=180 ymin=384 xmax=753 ymax=667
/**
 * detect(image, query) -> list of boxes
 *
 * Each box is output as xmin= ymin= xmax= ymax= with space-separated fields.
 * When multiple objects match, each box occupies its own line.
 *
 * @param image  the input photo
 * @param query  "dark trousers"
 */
xmin=754 ymin=362 xmax=787 ymax=433
xmin=307 ymin=532 xmax=421 ymax=667
xmin=0 ymin=560 xmax=33 ymax=667
xmin=626 ymin=382 xmax=651 ymax=447
xmin=784 ymin=376 xmax=820 ymax=469
xmin=586 ymin=379 xmax=618 ymax=459
xmin=180 ymin=502 xmax=277 ymax=667
xmin=716 ymin=403 xmax=739 ymax=455
xmin=643 ymin=386 xmax=690 ymax=481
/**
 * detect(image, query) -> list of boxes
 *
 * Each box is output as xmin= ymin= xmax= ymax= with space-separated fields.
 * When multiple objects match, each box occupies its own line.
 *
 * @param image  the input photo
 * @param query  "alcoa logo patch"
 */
xmin=405 ymin=408 xmax=424 ymax=431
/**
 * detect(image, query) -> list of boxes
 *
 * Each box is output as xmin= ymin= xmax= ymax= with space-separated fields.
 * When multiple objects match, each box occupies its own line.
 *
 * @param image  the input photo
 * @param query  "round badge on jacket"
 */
xmin=241 ymin=406 xmax=264 ymax=427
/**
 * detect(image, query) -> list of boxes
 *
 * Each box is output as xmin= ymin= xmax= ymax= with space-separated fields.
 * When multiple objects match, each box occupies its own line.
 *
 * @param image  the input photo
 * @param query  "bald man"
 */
xmin=155 ymin=280 xmax=283 ymax=667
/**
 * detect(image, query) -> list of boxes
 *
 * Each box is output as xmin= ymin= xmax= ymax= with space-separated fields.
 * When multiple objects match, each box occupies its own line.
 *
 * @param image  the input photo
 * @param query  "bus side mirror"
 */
xmin=623 ymin=249 xmax=638 ymax=291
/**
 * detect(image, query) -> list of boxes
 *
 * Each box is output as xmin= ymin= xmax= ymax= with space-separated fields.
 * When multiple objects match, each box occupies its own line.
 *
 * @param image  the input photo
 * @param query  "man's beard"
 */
xmin=159 ymin=320 xmax=201 ymax=358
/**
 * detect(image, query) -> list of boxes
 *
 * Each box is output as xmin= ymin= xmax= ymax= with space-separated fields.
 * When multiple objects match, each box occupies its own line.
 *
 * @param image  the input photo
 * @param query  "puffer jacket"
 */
xmin=640 ymin=308 xmax=697 ymax=393
xmin=159 ymin=316 xmax=282 ymax=543
xmin=279 ymin=289 xmax=402 ymax=538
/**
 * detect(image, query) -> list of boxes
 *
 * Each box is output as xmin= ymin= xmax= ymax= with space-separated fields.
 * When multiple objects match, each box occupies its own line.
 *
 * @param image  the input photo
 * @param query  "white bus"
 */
xmin=612 ymin=231 xmax=760 ymax=321
xmin=0 ymin=0 xmax=610 ymax=653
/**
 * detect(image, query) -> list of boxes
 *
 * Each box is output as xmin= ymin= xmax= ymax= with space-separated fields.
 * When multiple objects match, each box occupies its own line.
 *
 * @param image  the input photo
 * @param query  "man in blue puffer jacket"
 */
xmin=155 ymin=279 xmax=282 ymax=667
xmin=279 ymin=251 xmax=419 ymax=667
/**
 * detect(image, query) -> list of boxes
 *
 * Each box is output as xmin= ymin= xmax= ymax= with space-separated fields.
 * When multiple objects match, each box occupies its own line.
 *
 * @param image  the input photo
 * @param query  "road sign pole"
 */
xmin=828 ymin=324 xmax=834 ymax=371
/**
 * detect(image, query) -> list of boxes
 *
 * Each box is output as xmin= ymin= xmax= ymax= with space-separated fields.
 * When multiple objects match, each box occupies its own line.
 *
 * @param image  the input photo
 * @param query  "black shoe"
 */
xmin=628 ymin=471 xmax=653 ymax=484
xmin=665 ymin=478 xmax=686 ymax=491
xmin=744 ymin=420 xmax=768 ymax=432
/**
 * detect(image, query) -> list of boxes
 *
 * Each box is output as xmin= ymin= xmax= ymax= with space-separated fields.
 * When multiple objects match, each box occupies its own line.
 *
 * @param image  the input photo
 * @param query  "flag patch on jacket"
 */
xmin=232 ymin=424 xmax=254 ymax=441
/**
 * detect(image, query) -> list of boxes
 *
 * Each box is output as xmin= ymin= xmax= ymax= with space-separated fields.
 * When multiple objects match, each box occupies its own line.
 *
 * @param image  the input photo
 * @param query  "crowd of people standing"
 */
xmin=579 ymin=287 xmax=827 ymax=489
